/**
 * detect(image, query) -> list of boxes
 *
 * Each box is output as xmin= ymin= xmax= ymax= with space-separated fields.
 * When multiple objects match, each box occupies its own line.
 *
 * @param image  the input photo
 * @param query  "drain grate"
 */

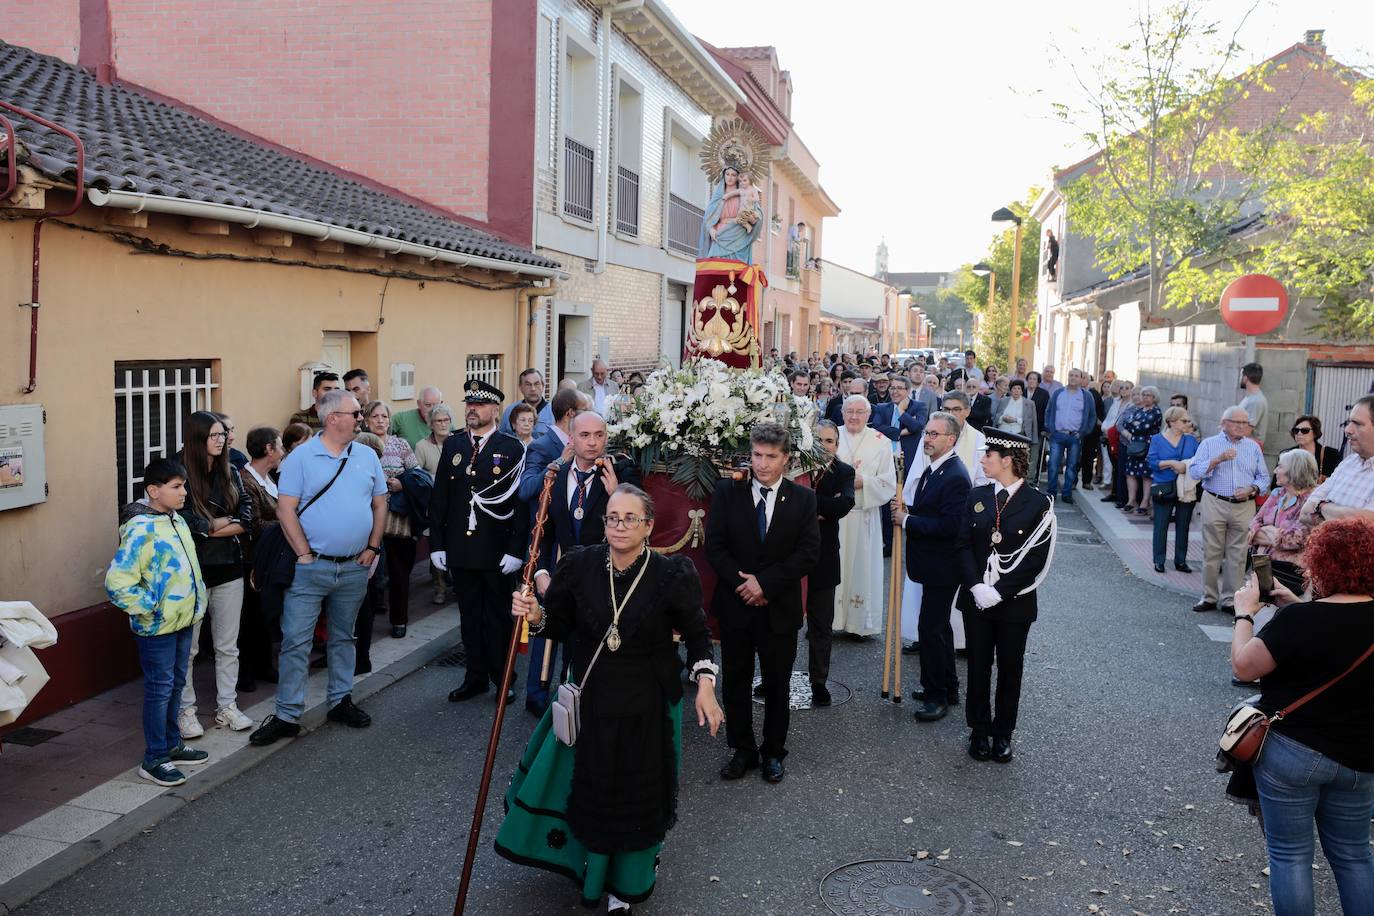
xmin=433 ymin=644 xmax=468 ymax=668
xmin=752 ymin=671 xmax=852 ymax=710
xmin=820 ymin=859 xmax=998 ymax=914
xmin=2 ymin=726 xmax=63 ymax=747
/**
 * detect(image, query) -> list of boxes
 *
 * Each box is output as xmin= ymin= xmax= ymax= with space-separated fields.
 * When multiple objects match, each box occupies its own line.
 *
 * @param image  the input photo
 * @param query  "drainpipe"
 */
xmin=0 ymin=102 xmax=85 ymax=395
xmin=590 ymin=1 xmax=642 ymax=276
xmin=517 ymin=280 xmax=558 ymax=377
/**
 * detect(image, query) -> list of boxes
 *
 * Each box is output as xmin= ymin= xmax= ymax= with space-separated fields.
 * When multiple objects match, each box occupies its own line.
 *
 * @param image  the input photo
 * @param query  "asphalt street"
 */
xmin=16 ymin=504 xmax=1343 ymax=915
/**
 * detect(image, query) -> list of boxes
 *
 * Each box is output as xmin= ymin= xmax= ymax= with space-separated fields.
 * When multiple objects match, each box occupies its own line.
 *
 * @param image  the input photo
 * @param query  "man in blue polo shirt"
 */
xmin=250 ymin=389 xmax=388 ymax=745
xmin=1043 ymin=368 xmax=1095 ymax=503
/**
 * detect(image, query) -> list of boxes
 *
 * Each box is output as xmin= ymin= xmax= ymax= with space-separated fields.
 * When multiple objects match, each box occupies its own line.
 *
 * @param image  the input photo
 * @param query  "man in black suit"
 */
xmin=805 ymin=420 xmax=855 ymax=705
xmin=527 ymin=411 xmax=639 ymax=715
xmin=1026 ymin=371 xmax=1050 ymax=487
xmin=892 ymin=410 xmax=971 ymax=722
xmin=956 ymin=429 xmax=1057 ymax=763
xmin=706 ymin=422 xmax=820 ymax=784
xmin=430 ymin=379 xmax=529 ymax=703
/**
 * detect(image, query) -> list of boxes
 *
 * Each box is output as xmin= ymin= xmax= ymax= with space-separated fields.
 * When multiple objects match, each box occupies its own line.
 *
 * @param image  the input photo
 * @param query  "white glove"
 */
xmin=500 ymin=554 xmax=523 ymax=575
xmin=970 ymin=583 xmax=1002 ymax=609
xmin=430 ymin=550 xmax=447 ymax=572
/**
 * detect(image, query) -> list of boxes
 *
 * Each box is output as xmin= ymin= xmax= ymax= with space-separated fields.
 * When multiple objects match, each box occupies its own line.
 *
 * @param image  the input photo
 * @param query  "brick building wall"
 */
xmin=0 ymin=0 xmax=80 ymax=62
xmin=543 ymin=257 xmax=663 ymax=375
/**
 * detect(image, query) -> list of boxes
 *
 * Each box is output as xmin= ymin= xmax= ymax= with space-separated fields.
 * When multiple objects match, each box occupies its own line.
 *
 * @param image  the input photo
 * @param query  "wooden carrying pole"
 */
xmin=881 ymin=452 xmax=905 ymax=703
xmin=453 ymin=463 xmax=560 ymax=916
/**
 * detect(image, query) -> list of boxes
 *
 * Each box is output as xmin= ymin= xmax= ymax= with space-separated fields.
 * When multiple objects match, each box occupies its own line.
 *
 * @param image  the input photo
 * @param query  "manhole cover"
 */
xmin=752 ymin=670 xmax=851 ymax=709
xmin=820 ymin=859 xmax=998 ymax=915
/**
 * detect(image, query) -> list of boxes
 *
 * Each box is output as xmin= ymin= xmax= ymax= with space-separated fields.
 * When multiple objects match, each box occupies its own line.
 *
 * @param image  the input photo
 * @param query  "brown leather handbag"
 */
xmin=1221 ymin=641 xmax=1374 ymax=765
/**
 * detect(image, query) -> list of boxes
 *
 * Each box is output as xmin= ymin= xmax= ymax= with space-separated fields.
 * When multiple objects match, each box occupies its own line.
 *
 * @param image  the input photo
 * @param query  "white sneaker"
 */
xmin=177 ymin=706 xmax=204 ymax=739
xmin=215 ymin=705 xmax=253 ymax=731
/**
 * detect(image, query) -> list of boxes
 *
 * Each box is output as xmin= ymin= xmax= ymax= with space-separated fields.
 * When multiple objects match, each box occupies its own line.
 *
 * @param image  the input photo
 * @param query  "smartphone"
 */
xmin=1251 ymin=553 xmax=1273 ymax=599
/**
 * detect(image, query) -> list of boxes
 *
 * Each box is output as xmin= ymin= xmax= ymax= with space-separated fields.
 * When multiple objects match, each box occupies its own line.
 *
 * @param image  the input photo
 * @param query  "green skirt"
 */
xmin=494 ymin=700 xmax=683 ymax=906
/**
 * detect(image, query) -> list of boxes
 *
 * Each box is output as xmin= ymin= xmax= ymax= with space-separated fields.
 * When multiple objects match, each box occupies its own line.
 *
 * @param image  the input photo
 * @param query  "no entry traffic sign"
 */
xmin=1220 ymin=274 xmax=1288 ymax=336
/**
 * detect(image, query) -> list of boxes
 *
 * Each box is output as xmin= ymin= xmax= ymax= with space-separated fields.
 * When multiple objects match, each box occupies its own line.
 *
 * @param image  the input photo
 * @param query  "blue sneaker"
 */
xmin=167 ymin=742 xmax=210 ymax=767
xmin=139 ymin=760 xmax=187 ymax=787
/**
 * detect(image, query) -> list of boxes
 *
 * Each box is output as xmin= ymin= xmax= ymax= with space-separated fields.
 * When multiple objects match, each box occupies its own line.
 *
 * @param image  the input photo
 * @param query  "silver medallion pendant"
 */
xmin=573 ymin=507 xmax=585 ymax=520
xmin=990 ymin=530 xmax=1003 ymax=545
xmin=607 ymin=625 xmax=622 ymax=652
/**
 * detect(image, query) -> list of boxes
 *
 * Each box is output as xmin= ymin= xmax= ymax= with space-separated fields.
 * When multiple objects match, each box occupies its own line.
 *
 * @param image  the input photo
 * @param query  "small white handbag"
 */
xmin=550 ymin=626 xmax=612 ymax=747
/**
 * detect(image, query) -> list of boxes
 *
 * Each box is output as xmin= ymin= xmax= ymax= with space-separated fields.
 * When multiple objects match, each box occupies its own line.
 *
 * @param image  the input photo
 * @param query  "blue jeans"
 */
xmin=275 ymin=559 xmax=369 ymax=723
xmin=1045 ymin=431 xmax=1082 ymax=498
xmin=1151 ymin=499 xmax=1195 ymax=566
xmin=1255 ymin=730 xmax=1374 ymax=916
xmin=135 ymin=626 xmax=193 ymax=767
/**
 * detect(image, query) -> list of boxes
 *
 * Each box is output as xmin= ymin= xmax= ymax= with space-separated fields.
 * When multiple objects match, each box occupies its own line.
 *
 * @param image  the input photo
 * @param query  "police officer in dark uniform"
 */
xmin=954 ymin=428 xmax=1057 ymax=764
xmin=430 ymin=379 xmax=528 ymax=702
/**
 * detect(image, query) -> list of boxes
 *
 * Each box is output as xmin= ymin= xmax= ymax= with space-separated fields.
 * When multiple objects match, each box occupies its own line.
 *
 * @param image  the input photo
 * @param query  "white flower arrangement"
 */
xmin=607 ymin=359 xmax=824 ymax=498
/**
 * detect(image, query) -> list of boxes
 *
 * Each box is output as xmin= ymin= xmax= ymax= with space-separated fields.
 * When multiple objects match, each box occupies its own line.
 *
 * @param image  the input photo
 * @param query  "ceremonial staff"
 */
xmin=453 ymin=461 xmax=559 ymax=916
xmin=881 ymin=450 xmax=905 ymax=703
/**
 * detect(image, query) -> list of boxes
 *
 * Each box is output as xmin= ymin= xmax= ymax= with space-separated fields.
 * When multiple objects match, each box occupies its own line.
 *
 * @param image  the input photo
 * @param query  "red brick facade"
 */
xmin=0 ymin=0 xmax=539 ymax=246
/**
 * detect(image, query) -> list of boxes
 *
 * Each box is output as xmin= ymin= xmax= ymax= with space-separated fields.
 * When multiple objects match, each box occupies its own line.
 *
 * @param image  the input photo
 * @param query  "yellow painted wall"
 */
xmin=0 ymin=216 xmax=523 ymax=617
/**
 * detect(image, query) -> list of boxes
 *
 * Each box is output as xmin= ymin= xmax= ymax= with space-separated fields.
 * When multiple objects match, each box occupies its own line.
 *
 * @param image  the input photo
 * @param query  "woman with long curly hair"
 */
xmin=1231 ymin=517 xmax=1374 ymax=915
xmin=176 ymin=410 xmax=255 ymax=736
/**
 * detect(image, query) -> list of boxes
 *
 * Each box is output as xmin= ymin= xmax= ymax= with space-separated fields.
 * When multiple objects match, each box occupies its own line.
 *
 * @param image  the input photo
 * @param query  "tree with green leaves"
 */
xmin=1054 ymin=0 xmax=1285 ymax=313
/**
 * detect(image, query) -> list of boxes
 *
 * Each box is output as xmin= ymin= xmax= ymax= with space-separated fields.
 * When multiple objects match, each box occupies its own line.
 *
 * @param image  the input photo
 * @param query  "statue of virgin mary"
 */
xmin=697 ymin=165 xmax=765 ymax=264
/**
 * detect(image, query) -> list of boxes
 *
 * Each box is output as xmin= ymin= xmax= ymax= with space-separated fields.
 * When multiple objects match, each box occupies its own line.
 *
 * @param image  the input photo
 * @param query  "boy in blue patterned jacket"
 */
xmin=105 ymin=459 xmax=211 ymax=786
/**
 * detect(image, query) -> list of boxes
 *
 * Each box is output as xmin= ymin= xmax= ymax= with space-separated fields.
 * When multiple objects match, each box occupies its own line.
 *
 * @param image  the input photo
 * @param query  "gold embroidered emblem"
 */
xmin=973 ymin=501 xmax=985 ymax=513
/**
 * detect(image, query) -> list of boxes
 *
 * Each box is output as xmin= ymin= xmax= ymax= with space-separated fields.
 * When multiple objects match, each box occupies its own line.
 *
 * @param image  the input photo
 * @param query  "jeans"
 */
xmin=181 ymin=577 xmax=244 ymax=713
xmin=1045 ymin=431 xmax=1082 ymax=499
xmin=135 ymin=626 xmax=193 ymax=766
xmin=1255 ymin=730 xmax=1374 ymax=916
xmin=1151 ymin=499 xmax=1195 ymax=566
xmin=275 ymin=559 xmax=369 ymax=723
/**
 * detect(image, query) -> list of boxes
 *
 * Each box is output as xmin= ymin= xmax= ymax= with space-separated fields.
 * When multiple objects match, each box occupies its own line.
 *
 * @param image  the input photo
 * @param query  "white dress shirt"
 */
xmin=751 ymin=476 xmax=780 ymax=531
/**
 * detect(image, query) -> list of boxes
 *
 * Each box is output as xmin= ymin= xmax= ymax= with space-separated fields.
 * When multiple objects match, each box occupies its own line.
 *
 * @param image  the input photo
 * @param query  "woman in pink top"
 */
xmin=1248 ymin=448 xmax=1319 ymax=592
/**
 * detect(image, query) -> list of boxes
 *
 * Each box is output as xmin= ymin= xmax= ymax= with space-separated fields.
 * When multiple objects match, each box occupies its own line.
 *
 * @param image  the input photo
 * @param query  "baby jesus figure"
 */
xmin=734 ymin=171 xmax=762 ymax=229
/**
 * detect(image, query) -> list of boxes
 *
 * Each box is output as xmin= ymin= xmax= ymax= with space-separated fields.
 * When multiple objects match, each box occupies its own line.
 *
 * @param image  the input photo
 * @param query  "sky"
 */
xmin=671 ymin=0 xmax=1374 ymax=277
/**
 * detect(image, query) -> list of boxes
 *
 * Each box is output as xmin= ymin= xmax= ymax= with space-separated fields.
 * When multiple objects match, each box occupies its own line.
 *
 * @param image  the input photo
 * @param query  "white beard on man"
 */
xmin=900 ymin=422 xmax=989 ymax=648
xmin=834 ymin=425 xmax=898 ymax=636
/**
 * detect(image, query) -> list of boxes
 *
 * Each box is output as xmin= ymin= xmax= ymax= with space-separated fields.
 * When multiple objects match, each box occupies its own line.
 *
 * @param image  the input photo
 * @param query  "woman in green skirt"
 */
xmin=502 ymin=484 xmax=723 ymax=914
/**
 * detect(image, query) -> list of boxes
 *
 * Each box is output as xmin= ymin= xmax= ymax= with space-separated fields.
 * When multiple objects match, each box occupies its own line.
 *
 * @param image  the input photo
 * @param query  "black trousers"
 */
xmin=1081 ymin=429 xmax=1102 ymax=484
xmin=805 ymin=585 xmax=837 ymax=685
xmin=962 ymin=611 xmax=1032 ymax=739
xmin=237 ymin=577 xmax=277 ymax=680
xmin=354 ymin=579 xmax=380 ymax=676
xmin=451 ymin=568 xmax=514 ymax=687
xmin=916 ymin=583 xmax=959 ymax=704
xmin=1110 ymin=440 xmax=1127 ymax=503
xmin=721 ymin=615 xmax=798 ymax=760
xmin=881 ymin=503 xmax=893 ymax=554
xmin=383 ymin=535 xmax=418 ymax=626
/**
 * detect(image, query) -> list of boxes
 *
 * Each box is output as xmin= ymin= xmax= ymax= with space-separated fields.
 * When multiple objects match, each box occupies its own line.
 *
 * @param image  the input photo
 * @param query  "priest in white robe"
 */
xmin=900 ymin=395 xmax=988 ymax=648
xmin=835 ymin=395 xmax=897 ymax=636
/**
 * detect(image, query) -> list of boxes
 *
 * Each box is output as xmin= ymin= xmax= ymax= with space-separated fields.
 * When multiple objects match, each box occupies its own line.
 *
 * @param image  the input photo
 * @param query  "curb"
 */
xmin=1073 ymin=487 xmax=1200 ymax=598
xmin=0 ymin=623 xmax=460 ymax=914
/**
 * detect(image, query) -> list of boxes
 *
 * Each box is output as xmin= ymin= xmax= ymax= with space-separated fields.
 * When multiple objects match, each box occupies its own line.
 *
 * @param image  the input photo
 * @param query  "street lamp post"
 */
xmin=992 ymin=207 xmax=1023 ymax=370
xmin=971 ymin=261 xmax=996 ymax=357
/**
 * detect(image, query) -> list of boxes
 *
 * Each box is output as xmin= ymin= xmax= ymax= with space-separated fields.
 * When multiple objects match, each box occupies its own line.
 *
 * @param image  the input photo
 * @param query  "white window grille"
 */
xmin=466 ymin=354 xmax=503 ymax=390
xmin=114 ymin=361 xmax=217 ymax=508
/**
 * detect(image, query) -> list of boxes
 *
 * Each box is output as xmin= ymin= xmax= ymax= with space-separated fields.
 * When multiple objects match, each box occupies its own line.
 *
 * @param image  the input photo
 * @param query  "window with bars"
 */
xmin=466 ymin=354 xmax=503 ymax=390
xmin=114 ymin=360 xmax=218 ymax=509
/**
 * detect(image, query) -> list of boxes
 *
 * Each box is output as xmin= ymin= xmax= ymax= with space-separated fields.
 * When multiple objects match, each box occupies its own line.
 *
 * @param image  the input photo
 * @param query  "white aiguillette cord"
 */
xmin=983 ymin=505 xmax=1058 ymax=597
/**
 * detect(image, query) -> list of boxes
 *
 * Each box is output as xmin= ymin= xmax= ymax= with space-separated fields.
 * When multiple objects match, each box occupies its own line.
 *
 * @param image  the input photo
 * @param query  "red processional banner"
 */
xmin=684 ymin=258 xmax=767 ymax=370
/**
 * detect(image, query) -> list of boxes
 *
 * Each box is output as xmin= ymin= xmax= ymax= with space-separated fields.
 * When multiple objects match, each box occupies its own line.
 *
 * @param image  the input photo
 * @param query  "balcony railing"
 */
xmin=563 ymin=136 xmax=594 ymax=223
xmin=666 ymin=193 xmax=704 ymax=257
xmin=615 ymin=165 xmax=640 ymax=237
xmin=801 ymin=265 xmax=820 ymax=303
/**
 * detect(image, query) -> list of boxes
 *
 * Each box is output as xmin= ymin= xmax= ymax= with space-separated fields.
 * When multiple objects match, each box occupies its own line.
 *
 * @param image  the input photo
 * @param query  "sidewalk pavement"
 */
xmin=0 ymin=575 xmax=461 ymax=914
xmin=1065 ymin=481 xmax=1206 ymax=602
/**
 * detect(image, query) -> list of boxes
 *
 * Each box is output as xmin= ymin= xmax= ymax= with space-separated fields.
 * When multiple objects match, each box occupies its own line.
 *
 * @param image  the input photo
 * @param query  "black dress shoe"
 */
xmin=752 ymin=682 xmax=766 ymax=698
xmin=448 ymin=680 xmax=489 ymax=702
xmin=1154 ymin=563 xmax=1166 ymax=573
xmin=391 ymin=625 xmax=407 ymax=639
xmin=720 ymin=750 xmax=759 ymax=780
xmin=1062 ymin=493 xmax=1075 ymax=505
xmin=991 ymin=736 xmax=1014 ymax=763
xmin=761 ymin=757 xmax=785 ymax=783
xmin=1099 ymin=493 xmax=1118 ymax=502
xmin=1231 ymin=676 xmax=1261 ymax=688
xmin=811 ymin=684 xmax=832 ymax=706
xmin=968 ymin=735 xmax=992 ymax=761
xmin=327 ymin=695 xmax=371 ymax=728
xmin=1175 ymin=562 xmax=1193 ymax=573
xmin=1191 ymin=600 xmax=1218 ymax=613
xmin=248 ymin=715 xmax=301 ymax=746
xmin=913 ymin=701 xmax=948 ymax=722
xmin=901 ymin=642 xmax=920 ymax=655
xmin=910 ymin=689 xmax=959 ymax=706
